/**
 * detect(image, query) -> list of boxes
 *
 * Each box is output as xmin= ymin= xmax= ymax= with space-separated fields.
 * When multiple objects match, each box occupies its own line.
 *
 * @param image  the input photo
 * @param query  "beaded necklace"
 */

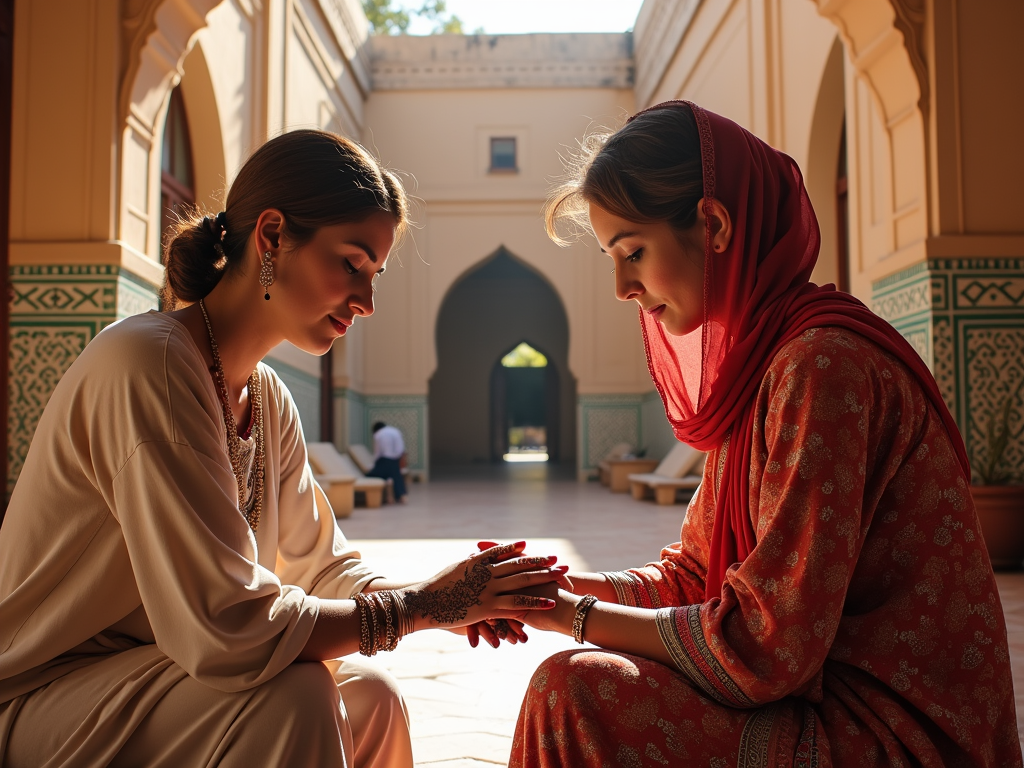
xmin=199 ymin=299 xmax=266 ymax=532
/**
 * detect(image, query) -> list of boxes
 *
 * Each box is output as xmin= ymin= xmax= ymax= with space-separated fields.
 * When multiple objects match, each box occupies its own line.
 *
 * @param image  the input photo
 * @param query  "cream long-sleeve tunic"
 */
xmin=0 ymin=312 xmax=380 ymax=747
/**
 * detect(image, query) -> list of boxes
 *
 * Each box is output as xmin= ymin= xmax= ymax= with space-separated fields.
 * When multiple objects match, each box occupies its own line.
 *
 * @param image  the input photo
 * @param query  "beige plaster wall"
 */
xmin=931 ymin=0 xmax=1024 ymax=238
xmin=362 ymin=87 xmax=652 ymax=400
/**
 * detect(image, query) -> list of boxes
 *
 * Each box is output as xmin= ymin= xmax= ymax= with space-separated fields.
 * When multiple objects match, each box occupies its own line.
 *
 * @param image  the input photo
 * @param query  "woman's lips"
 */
xmin=646 ymin=304 xmax=666 ymax=319
xmin=328 ymin=315 xmax=351 ymax=335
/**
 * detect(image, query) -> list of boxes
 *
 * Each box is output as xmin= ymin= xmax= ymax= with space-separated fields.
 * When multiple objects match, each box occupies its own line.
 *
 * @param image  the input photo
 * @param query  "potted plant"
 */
xmin=971 ymin=376 xmax=1024 ymax=571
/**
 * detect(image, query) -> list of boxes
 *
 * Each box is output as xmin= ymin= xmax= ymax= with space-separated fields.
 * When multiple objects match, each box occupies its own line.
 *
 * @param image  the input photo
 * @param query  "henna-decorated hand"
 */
xmin=477 ymin=540 xmax=574 ymax=593
xmin=400 ymin=541 xmax=566 ymax=633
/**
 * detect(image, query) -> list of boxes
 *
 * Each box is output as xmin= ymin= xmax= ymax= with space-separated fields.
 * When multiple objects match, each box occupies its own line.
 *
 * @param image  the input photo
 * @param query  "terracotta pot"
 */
xmin=971 ymin=485 xmax=1024 ymax=571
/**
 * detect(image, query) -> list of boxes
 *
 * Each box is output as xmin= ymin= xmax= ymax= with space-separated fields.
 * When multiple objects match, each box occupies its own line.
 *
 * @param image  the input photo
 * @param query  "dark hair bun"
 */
xmin=162 ymin=213 xmax=228 ymax=307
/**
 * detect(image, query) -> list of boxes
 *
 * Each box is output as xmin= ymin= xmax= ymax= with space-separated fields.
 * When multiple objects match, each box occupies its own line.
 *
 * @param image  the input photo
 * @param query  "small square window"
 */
xmin=490 ymin=137 xmax=517 ymax=171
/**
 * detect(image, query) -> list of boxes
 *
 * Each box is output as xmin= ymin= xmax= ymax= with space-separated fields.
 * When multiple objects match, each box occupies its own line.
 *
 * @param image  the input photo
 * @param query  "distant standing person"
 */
xmin=369 ymin=421 xmax=408 ymax=503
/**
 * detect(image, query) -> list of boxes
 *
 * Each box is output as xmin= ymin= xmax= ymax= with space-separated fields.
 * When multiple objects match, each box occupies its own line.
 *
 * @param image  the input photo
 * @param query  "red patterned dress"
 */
xmin=511 ymin=328 xmax=1022 ymax=767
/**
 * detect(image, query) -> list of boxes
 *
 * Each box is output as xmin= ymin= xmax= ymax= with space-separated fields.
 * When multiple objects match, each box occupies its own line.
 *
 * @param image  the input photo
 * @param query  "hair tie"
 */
xmin=202 ymin=212 xmax=228 ymax=259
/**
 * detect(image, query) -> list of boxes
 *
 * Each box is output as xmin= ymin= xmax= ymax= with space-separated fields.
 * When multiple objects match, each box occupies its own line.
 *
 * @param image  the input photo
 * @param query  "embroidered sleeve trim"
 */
xmin=601 ymin=570 xmax=637 ymax=606
xmin=600 ymin=570 xmax=663 ymax=608
xmin=655 ymin=605 xmax=755 ymax=708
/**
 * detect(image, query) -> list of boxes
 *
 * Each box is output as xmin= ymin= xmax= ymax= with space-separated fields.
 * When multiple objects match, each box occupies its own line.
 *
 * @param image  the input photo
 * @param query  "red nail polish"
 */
xmin=544 ymin=599 xmax=556 ymax=607
xmin=515 ymin=541 xmax=527 ymax=548
xmin=554 ymin=565 xmax=570 ymax=573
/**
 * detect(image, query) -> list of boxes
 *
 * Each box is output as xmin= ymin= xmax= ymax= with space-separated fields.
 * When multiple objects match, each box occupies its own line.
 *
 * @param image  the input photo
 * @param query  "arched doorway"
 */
xmin=430 ymin=248 xmax=575 ymax=466
xmin=159 ymin=86 xmax=195 ymax=265
xmin=490 ymin=342 xmax=559 ymax=462
xmin=806 ymin=35 xmax=848 ymax=290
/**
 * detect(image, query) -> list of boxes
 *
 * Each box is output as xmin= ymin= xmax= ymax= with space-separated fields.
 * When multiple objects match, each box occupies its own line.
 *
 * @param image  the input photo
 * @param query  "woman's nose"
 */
xmin=614 ymin=270 xmax=642 ymax=303
xmin=351 ymin=282 xmax=375 ymax=317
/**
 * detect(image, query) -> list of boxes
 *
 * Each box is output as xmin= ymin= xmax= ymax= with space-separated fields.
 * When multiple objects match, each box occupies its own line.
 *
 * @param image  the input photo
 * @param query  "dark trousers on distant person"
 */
xmin=367 ymin=457 xmax=407 ymax=501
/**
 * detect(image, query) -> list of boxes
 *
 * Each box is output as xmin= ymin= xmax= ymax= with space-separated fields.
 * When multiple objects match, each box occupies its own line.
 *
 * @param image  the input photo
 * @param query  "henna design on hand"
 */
xmin=487 ymin=543 xmax=518 ymax=559
xmin=492 ymin=619 xmax=511 ymax=640
xmin=404 ymin=559 xmax=492 ymax=625
xmin=512 ymin=594 xmax=547 ymax=608
xmin=517 ymin=556 xmax=551 ymax=566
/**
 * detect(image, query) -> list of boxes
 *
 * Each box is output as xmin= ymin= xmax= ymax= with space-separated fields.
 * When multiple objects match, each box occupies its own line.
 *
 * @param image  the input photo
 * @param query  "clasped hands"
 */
xmin=400 ymin=540 xmax=572 ymax=649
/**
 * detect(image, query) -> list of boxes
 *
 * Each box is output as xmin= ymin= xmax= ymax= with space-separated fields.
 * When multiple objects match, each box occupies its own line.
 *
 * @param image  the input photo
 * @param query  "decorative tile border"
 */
xmin=872 ymin=257 xmax=1024 ymax=485
xmin=577 ymin=393 xmax=645 ymax=476
xmin=8 ymin=265 xmax=159 ymax=494
xmin=962 ymin=321 xmax=1024 ymax=481
xmin=358 ymin=394 xmax=429 ymax=478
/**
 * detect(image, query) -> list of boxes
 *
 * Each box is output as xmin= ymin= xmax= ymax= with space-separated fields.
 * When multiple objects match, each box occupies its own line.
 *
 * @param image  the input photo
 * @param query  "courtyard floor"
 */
xmin=340 ymin=463 xmax=1024 ymax=767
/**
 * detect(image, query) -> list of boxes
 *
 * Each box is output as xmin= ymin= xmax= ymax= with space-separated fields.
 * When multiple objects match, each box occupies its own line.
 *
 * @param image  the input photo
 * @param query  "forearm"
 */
xmin=298 ymin=587 xmax=436 ymax=661
xmin=546 ymin=590 xmax=674 ymax=668
xmin=563 ymin=572 xmax=619 ymax=603
xmin=296 ymin=599 xmax=362 ymax=661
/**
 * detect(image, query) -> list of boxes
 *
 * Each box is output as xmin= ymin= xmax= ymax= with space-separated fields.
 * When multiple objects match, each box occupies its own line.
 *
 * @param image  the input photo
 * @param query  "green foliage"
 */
xmin=502 ymin=343 xmax=548 ymax=368
xmin=973 ymin=375 xmax=1024 ymax=485
xmin=363 ymin=0 xmax=411 ymax=34
xmin=362 ymin=0 xmax=469 ymax=35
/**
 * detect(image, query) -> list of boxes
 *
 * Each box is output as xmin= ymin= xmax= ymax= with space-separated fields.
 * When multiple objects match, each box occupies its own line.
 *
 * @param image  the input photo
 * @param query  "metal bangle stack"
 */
xmin=354 ymin=590 xmax=415 ymax=656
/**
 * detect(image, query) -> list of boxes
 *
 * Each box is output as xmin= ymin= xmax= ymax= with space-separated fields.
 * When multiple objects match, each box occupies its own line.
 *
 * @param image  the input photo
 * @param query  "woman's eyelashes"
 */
xmin=343 ymin=258 xmax=359 ymax=275
xmin=610 ymin=248 xmax=644 ymax=273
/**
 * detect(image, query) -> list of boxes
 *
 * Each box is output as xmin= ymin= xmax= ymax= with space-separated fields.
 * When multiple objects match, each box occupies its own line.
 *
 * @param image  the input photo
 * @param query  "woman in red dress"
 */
xmin=506 ymin=102 xmax=1022 ymax=767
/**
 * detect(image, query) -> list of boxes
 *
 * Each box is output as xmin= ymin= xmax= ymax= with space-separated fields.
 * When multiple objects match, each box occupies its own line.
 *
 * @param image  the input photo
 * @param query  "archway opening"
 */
xmin=430 ymin=248 xmax=575 ymax=467
xmin=493 ymin=342 xmax=556 ymax=462
xmin=806 ymin=35 xmax=849 ymax=291
xmin=160 ymin=86 xmax=195 ymax=265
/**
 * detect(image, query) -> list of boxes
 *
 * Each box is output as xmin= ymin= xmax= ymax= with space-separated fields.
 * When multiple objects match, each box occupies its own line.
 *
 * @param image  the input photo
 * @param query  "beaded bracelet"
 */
xmin=571 ymin=594 xmax=599 ymax=644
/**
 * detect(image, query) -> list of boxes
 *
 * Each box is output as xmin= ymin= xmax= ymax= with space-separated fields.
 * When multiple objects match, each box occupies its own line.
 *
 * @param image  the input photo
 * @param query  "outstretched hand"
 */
xmin=400 ymin=541 xmax=570 ymax=635
xmin=460 ymin=540 xmax=574 ymax=648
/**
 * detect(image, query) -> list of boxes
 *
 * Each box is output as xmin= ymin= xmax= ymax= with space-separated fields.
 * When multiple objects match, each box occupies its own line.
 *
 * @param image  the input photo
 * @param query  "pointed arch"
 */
xmin=810 ymin=0 xmax=929 ymax=291
xmin=119 ymin=0 xmax=221 ymax=258
xmin=806 ymin=35 xmax=847 ymax=290
xmin=430 ymin=247 xmax=576 ymax=465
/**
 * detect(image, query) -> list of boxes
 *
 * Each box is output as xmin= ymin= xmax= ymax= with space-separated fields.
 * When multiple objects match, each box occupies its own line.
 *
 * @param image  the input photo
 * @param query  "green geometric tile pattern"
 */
xmin=361 ymin=394 xmax=428 ymax=476
xmin=872 ymin=258 xmax=1024 ymax=485
xmin=8 ymin=264 xmax=159 ymax=495
xmin=578 ymin=394 xmax=644 ymax=473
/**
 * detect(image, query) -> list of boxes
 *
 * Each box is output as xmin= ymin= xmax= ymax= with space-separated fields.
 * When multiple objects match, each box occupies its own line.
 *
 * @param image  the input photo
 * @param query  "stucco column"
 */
xmin=7 ymin=0 xmax=217 ymax=493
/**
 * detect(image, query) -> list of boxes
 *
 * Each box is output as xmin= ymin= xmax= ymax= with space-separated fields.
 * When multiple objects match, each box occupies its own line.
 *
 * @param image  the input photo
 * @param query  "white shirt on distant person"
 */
xmin=373 ymin=425 xmax=405 ymax=460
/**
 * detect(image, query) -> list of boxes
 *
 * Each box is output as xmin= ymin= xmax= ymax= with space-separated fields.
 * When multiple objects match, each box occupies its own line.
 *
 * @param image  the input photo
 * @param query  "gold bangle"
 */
xmin=571 ymin=594 xmax=599 ymax=644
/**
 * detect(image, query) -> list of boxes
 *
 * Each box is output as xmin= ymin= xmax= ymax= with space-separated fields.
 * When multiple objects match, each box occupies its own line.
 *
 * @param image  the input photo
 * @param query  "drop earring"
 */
xmin=259 ymin=251 xmax=274 ymax=300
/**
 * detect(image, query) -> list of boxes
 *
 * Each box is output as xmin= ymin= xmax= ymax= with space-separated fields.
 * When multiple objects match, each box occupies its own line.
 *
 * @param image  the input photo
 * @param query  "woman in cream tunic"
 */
xmin=0 ymin=130 xmax=566 ymax=767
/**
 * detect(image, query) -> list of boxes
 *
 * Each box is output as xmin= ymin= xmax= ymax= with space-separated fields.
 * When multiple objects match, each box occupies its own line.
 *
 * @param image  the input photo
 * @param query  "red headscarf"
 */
xmin=634 ymin=101 xmax=969 ymax=600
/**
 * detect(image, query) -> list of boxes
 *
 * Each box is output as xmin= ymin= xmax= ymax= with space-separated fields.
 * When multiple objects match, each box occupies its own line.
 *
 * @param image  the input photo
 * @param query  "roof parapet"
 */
xmin=369 ymin=32 xmax=634 ymax=90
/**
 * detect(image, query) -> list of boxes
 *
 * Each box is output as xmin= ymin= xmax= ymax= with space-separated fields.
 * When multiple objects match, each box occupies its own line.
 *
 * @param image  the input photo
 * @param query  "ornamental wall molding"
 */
xmin=119 ymin=0 xmax=219 ymax=134
xmin=814 ymin=0 xmax=924 ymax=125
xmin=369 ymin=33 xmax=634 ymax=90
xmin=889 ymin=0 xmax=929 ymax=113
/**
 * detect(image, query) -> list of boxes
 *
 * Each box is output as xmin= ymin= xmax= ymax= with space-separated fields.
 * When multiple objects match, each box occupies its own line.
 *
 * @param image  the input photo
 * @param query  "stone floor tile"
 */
xmin=413 ymin=732 xmax=513 ymax=764
xmin=340 ymin=464 xmax=1024 ymax=764
xmin=411 ymin=715 xmax=515 ymax=739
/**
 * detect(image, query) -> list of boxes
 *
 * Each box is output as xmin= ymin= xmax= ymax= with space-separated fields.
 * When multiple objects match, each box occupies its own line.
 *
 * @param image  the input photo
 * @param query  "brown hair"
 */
xmin=162 ymin=129 xmax=409 ymax=307
xmin=544 ymin=104 xmax=702 ymax=245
